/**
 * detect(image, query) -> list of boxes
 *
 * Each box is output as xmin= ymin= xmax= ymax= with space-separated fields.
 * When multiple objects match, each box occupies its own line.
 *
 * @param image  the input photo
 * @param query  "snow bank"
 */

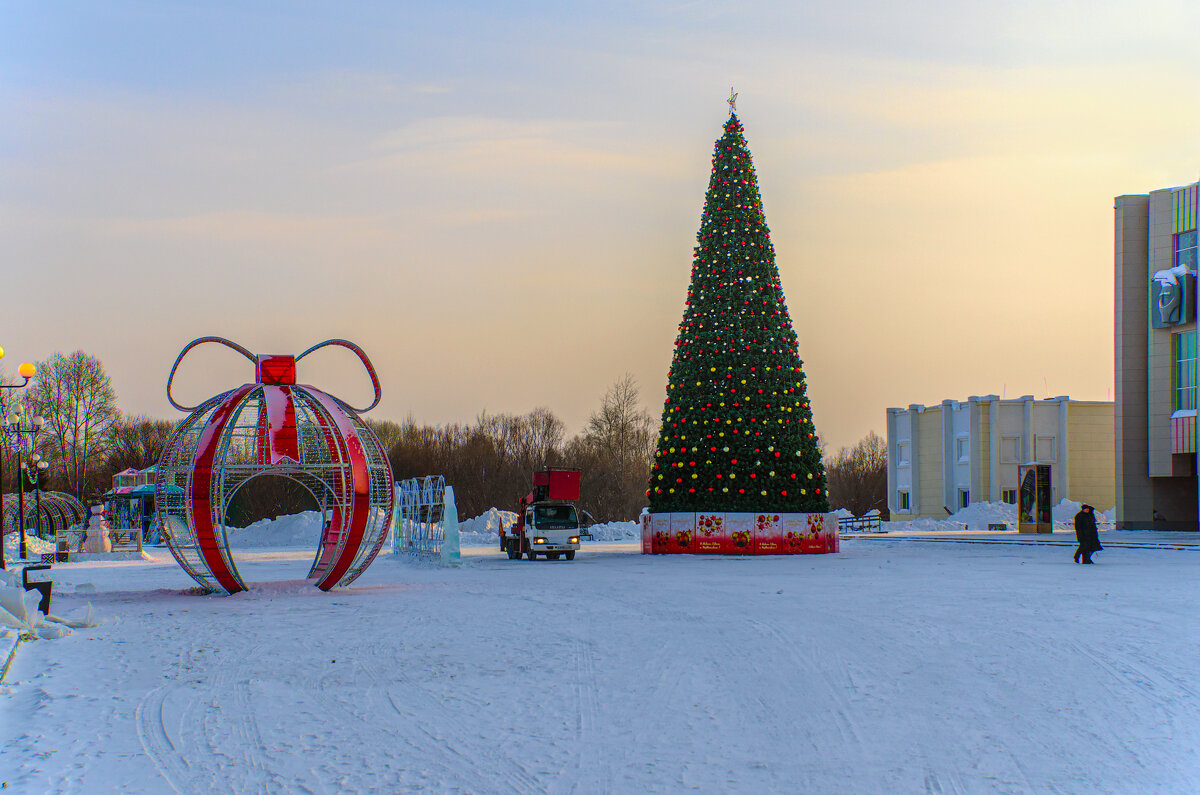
xmin=582 ymin=521 xmax=639 ymax=542
xmin=885 ymin=499 xmax=1115 ymax=533
xmin=3 ymin=532 xmax=55 ymax=560
xmin=225 ymin=512 xmax=324 ymax=548
xmin=455 ymin=509 xmax=641 ymax=546
xmin=210 ymin=508 xmax=658 ymax=550
xmin=458 ymin=508 xmax=518 ymax=540
xmin=0 ymin=567 xmax=99 ymax=640
xmin=456 ymin=508 xmax=516 ymax=547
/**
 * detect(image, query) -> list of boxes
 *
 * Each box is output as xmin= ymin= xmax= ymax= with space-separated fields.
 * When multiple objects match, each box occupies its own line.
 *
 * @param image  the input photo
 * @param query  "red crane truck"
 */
xmin=500 ymin=467 xmax=583 ymax=561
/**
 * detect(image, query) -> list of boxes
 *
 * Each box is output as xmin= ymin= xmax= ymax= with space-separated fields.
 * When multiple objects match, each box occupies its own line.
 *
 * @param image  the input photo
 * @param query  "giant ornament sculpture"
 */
xmin=155 ymin=337 xmax=394 ymax=594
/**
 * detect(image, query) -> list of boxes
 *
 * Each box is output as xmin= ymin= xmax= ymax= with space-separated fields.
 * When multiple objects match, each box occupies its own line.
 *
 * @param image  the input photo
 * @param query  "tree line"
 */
xmin=3 ymin=349 xmax=886 ymax=521
xmin=1 ymin=351 xmax=170 ymax=501
xmin=1 ymin=352 xmax=658 ymax=521
xmin=376 ymin=374 xmax=655 ymax=521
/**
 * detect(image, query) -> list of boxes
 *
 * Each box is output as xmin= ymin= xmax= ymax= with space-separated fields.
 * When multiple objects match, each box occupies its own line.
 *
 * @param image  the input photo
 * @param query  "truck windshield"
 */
xmin=534 ymin=504 xmax=578 ymax=529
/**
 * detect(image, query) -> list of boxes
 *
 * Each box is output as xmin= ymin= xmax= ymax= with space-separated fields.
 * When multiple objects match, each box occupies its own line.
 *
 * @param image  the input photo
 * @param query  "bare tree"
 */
xmin=105 ymin=414 xmax=177 ymax=475
xmin=29 ymin=351 xmax=118 ymax=500
xmin=379 ymin=383 xmax=657 ymax=522
xmin=524 ymin=406 xmax=566 ymax=467
xmin=572 ymin=375 xmax=656 ymax=520
xmin=583 ymin=374 xmax=654 ymax=479
xmin=365 ymin=418 xmax=403 ymax=454
xmin=824 ymin=431 xmax=889 ymax=518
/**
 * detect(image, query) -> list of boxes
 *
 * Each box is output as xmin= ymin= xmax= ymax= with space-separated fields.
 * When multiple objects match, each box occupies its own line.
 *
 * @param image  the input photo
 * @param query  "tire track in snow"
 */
xmin=308 ymin=662 xmax=450 ymax=789
xmin=745 ymin=618 xmax=864 ymax=750
xmin=567 ymin=630 xmax=613 ymax=794
xmin=1059 ymin=635 xmax=1196 ymax=779
xmin=1067 ymin=637 xmax=1198 ymax=702
xmin=371 ymin=655 xmax=544 ymax=795
xmin=613 ymin=623 xmax=691 ymax=788
xmin=135 ymin=684 xmax=194 ymax=794
xmin=308 ymin=644 xmax=539 ymax=794
xmin=207 ymin=642 xmax=271 ymax=792
xmin=923 ymin=770 xmax=969 ymax=794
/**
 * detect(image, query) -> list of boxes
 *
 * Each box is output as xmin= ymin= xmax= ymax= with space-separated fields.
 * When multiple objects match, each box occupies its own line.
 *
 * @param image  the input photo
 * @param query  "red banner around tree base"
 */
xmin=642 ymin=511 xmax=838 ymax=555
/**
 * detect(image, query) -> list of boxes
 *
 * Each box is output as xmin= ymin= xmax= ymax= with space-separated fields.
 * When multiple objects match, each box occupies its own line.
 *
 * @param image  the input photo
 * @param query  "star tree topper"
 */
xmin=727 ymin=87 xmax=738 ymax=116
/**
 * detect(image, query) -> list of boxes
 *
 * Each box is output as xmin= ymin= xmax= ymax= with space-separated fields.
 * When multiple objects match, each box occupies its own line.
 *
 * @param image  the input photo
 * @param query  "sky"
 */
xmin=4 ymin=0 xmax=1200 ymax=455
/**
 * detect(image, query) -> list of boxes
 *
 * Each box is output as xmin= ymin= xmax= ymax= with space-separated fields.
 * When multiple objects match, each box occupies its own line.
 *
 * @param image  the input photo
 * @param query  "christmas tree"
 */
xmin=648 ymin=103 xmax=828 ymax=514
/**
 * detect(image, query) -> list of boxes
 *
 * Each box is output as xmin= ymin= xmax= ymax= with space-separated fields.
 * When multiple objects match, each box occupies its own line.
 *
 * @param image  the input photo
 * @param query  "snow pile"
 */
xmin=886 ymin=499 xmax=1115 ymax=533
xmin=456 ymin=508 xmax=517 ymax=547
xmin=225 ymin=512 xmax=324 ymax=548
xmin=458 ymin=508 xmax=518 ymax=539
xmin=4 ymin=532 xmax=56 ymax=560
xmin=1152 ymin=263 xmax=1192 ymax=289
xmin=0 ymin=568 xmax=99 ymax=640
xmin=582 ymin=521 xmax=639 ymax=542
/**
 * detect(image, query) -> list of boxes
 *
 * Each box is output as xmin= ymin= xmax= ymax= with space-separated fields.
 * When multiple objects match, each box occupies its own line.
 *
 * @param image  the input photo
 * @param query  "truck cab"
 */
xmin=500 ymin=467 xmax=584 ymax=561
xmin=522 ymin=502 xmax=582 ymax=559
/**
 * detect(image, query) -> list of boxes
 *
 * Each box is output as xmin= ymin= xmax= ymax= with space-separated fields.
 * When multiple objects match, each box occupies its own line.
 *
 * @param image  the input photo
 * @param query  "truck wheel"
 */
xmin=507 ymin=547 xmax=520 ymax=560
xmin=547 ymin=553 xmax=560 ymax=560
xmin=565 ymin=551 xmax=576 ymax=561
xmin=527 ymin=548 xmax=537 ymax=561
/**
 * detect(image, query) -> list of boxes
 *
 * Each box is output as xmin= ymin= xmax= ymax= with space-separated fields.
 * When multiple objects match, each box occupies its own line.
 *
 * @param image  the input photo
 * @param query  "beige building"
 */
xmin=1114 ymin=182 xmax=1198 ymax=529
xmin=886 ymin=396 xmax=1114 ymax=520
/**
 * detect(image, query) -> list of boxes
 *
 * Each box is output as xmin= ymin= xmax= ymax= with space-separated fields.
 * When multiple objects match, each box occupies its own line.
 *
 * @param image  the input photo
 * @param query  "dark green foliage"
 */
xmin=648 ymin=114 xmax=828 ymax=513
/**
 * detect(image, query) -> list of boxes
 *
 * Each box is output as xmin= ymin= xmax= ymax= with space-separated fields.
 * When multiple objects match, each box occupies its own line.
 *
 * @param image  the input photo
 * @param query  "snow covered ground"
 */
xmin=2 ymin=516 xmax=1199 ymax=793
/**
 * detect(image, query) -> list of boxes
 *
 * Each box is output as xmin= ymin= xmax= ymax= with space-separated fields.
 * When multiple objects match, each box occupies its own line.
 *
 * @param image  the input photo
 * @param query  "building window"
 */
xmin=897 ymin=491 xmax=910 ymax=511
xmin=955 ymin=437 xmax=969 ymax=462
xmin=958 ymin=489 xmax=970 ymax=509
xmin=1000 ymin=436 xmax=1020 ymax=464
xmin=1176 ymin=229 xmax=1198 ymax=270
xmin=1034 ymin=435 xmax=1056 ymax=463
xmin=1001 ymin=488 xmax=1016 ymax=504
xmin=897 ymin=442 xmax=910 ymax=465
xmin=1175 ymin=330 xmax=1197 ymax=411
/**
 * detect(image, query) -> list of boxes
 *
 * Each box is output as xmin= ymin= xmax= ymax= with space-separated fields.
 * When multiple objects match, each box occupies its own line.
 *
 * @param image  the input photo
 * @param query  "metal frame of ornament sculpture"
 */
xmin=154 ymin=337 xmax=394 ymax=594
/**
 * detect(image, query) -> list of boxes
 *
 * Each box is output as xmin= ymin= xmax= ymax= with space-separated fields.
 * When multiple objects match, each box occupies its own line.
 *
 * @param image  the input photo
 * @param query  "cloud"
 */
xmin=6 ymin=0 xmax=1200 ymax=453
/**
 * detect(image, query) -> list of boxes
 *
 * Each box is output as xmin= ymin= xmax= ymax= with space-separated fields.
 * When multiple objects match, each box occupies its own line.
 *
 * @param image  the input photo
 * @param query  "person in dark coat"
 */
xmin=1073 ymin=504 xmax=1102 ymax=564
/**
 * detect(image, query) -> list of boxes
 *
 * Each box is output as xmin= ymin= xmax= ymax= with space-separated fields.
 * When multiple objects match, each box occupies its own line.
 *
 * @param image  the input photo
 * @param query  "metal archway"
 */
xmin=1 ymin=491 xmax=86 ymax=537
xmin=224 ymin=470 xmax=337 ymax=576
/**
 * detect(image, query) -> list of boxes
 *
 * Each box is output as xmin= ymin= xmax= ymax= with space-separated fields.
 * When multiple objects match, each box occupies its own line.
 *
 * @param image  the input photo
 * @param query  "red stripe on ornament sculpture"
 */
xmin=154 ymin=337 xmax=394 ymax=594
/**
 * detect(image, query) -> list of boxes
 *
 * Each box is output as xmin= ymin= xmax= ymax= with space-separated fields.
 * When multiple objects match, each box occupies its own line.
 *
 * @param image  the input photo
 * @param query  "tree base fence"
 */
xmin=838 ymin=514 xmax=885 ymax=533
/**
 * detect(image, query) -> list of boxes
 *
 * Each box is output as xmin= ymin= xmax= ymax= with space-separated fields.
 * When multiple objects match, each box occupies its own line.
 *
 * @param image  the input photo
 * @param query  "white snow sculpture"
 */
xmin=84 ymin=505 xmax=111 ymax=554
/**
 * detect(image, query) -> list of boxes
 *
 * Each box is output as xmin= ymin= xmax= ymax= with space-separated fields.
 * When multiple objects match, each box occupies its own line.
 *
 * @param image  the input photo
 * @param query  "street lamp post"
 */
xmin=20 ymin=449 xmax=49 ymax=558
xmin=9 ymin=404 xmax=46 ymax=561
xmin=0 ymin=348 xmax=37 ymax=570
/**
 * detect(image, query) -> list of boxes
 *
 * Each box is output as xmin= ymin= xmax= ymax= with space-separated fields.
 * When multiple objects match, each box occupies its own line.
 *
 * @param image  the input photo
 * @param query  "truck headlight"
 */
xmin=569 ymin=536 xmax=580 ymax=544
xmin=534 ymin=537 xmax=547 ymax=544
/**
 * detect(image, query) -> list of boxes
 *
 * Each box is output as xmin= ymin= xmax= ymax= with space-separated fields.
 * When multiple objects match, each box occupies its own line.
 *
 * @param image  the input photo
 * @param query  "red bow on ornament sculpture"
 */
xmin=154 ymin=337 xmax=394 ymax=594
